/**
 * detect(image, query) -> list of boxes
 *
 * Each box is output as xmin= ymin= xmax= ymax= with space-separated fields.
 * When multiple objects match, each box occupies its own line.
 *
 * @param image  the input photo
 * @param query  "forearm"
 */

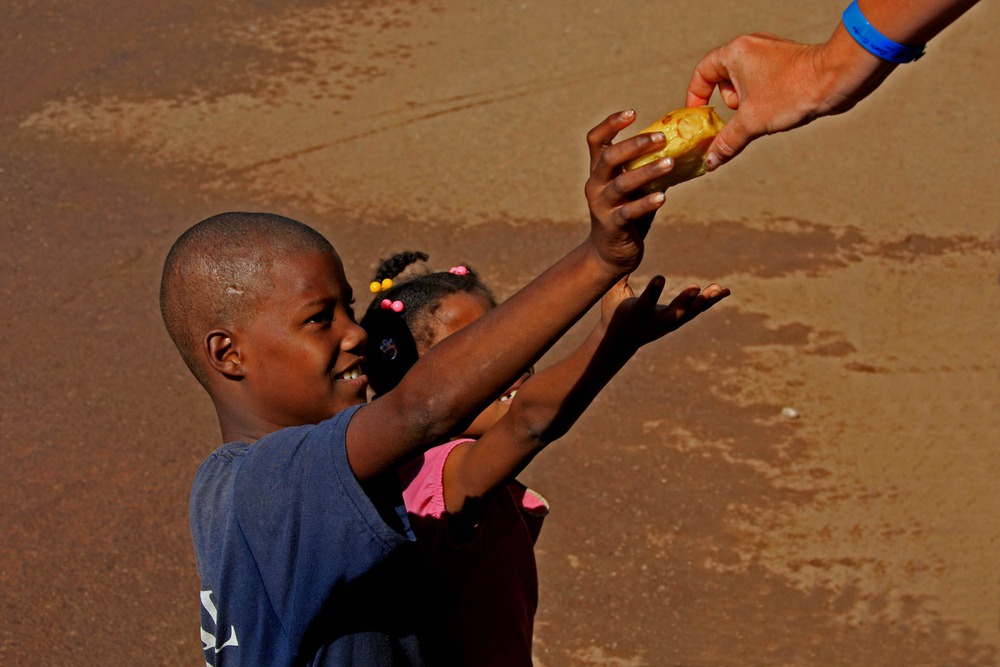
xmin=511 ymin=327 xmax=632 ymax=446
xmin=356 ymin=241 xmax=624 ymax=476
xmin=442 ymin=322 xmax=634 ymax=513
xmin=422 ymin=243 xmax=621 ymax=428
xmin=809 ymin=0 xmax=976 ymax=116
xmin=854 ymin=0 xmax=978 ymax=44
xmin=440 ymin=277 xmax=731 ymax=510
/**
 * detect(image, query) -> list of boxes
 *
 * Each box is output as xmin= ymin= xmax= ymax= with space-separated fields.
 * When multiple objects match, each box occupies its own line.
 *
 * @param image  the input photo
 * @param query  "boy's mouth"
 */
xmin=337 ymin=368 xmax=362 ymax=381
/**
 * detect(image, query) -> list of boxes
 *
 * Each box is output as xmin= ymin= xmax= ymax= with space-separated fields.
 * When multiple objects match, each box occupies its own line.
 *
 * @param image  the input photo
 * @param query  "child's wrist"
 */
xmin=582 ymin=238 xmax=637 ymax=283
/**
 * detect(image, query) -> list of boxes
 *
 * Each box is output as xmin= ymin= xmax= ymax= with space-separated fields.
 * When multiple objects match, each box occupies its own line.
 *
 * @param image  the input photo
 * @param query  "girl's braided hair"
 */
xmin=361 ymin=251 xmax=497 ymax=396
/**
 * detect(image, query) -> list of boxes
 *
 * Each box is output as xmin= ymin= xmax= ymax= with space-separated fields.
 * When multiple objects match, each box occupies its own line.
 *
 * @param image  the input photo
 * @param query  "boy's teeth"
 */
xmin=340 ymin=370 xmax=359 ymax=380
xmin=500 ymin=389 xmax=518 ymax=403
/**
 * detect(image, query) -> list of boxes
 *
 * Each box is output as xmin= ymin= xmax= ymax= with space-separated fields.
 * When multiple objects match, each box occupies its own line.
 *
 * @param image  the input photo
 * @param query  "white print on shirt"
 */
xmin=201 ymin=590 xmax=239 ymax=657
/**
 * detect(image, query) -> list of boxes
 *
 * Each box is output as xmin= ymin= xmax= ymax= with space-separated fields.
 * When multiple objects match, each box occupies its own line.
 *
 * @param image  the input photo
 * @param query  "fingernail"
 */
xmin=704 ymin=153 xmax=719 ymax=171
xmin=620 ymin=110 xmax=635 ymax=120
xmin=650 ymin=132 xmax=665 ymax=143
xmin=651 ymin=192 xmax=665 ymax=204
xmin=658 ymin=157 xmax=673 ymax=170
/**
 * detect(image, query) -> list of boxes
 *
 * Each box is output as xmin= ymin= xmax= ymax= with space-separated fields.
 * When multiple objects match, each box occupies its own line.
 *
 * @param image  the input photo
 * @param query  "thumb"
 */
xmin=704 ymin=115 xmax=753 ymax=171
xmin=636 ymin=275 xmax=666 ymax=311
xmin=619 ymin=274 xmax=635 ymax=299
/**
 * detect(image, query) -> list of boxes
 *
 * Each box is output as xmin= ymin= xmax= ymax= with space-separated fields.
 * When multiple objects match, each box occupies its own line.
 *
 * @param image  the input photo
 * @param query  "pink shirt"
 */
xmin=399 ymin=439 xmax=549 ymax=666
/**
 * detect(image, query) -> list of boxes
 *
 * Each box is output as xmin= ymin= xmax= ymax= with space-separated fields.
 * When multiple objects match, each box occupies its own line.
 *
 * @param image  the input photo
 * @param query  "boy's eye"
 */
xmin=306 ymin=307 xmax=333 ymax=325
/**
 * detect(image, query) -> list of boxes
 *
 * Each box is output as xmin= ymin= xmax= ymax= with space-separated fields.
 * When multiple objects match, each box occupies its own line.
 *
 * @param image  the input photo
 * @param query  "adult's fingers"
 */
xmin=704 ymin=115 xmax=754 ymax=171
xmin=685 ymin=47 xmax=729 ymax=107
xmin=718 ymin=80 xmax=739 ymax=110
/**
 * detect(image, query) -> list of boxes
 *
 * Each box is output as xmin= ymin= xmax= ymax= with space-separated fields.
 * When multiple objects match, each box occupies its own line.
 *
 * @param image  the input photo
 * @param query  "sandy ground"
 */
xmin=2 ymin=0 xmax=998 ymax=665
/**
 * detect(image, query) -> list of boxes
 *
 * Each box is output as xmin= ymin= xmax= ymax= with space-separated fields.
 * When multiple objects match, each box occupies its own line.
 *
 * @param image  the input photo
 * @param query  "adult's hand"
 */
xmin=684 ymin=29 xmax=893 ymax=171
xmin=684 ymin=0 xmax=979 ymax=170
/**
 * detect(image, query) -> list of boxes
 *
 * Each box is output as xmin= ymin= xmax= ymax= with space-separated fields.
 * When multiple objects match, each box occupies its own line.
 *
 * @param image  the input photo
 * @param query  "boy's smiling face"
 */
xmin=234 ymin=248 xmax=369 ymax=430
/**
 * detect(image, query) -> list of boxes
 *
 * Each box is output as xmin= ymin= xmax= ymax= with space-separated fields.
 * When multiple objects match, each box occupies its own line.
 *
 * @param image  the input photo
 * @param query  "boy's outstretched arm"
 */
xmin=347 ymin=112 xmax=679 ymax=480
xmin=441 ymin=276 xmax=731 ymax=513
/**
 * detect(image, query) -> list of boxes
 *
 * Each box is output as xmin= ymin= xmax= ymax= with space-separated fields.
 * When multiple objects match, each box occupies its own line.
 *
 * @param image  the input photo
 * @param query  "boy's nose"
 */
xmin=341 ymin=321 xmax=368 ymax=351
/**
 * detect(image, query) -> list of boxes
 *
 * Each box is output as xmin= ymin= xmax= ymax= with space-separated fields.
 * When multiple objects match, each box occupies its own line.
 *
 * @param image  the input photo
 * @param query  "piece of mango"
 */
xmin=624 ymin=106 xmax=725 ymax=192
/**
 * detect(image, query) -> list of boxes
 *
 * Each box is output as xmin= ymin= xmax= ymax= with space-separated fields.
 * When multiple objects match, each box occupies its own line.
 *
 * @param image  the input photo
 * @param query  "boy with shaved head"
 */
xmin=161 ymin=112 xmax=679 ymax=665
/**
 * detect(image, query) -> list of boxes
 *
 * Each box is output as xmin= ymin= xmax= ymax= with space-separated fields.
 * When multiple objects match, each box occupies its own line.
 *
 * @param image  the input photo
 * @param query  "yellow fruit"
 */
xmin=624 ymin=106 xmax=725 ymax=192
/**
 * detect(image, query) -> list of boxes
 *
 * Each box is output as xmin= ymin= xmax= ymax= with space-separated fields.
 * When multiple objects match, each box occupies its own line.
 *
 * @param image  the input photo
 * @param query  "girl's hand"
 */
xmin=603 ymin=275 xmax=731 ymax=350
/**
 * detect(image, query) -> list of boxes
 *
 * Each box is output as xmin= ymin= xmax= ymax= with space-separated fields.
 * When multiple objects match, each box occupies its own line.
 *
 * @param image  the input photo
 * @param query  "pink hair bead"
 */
xmin=382 ymin=298 xmax=404 ymax=312
xmin=449 ymin=265 xmax=468 ymax=276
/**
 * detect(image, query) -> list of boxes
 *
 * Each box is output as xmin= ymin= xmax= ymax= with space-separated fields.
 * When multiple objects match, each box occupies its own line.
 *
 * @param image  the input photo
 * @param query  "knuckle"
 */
xmin=714 ymin=137 xmax=737 ymax=158
xmin=610 ymin=174 xmax=627 ymax=198
xmin=730 ymin=34 xmax=762 ymax=56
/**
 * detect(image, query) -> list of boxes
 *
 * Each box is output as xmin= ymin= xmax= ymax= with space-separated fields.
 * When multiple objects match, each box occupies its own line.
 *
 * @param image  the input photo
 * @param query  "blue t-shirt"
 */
xmin=190 ymin=405 xmax=428 ymax=666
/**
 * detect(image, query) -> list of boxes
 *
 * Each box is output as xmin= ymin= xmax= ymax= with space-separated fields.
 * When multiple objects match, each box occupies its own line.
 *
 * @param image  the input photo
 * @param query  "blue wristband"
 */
xmin=842 ymin=0 xmax=925 ymax=63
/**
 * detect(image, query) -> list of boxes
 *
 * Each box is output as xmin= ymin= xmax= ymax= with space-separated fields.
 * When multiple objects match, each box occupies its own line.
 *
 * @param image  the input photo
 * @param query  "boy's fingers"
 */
xmin=612 ymin=156 xmax=673 ymax=196
xmin=587 ymin=110 xmax=637 ymax=168
xmin=598 ymin=132 xmax=666 ymax=174
xmin=615 ymin=191 xmax=666 ymax=226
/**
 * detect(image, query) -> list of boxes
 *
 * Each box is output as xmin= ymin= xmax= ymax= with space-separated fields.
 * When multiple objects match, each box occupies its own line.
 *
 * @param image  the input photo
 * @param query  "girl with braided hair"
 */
xmin=360 ymin=251 xmax=730 ymax=666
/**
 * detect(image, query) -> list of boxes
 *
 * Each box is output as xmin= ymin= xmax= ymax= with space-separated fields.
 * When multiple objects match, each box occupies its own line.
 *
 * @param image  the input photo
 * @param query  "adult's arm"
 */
xmin=685 ymin=0 xmax=980 ymax=169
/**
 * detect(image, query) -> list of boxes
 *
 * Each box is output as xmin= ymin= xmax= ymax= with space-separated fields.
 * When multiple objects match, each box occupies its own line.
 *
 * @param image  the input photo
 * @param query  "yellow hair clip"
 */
xmin=369 ymin=278 xmax=393 ymax=293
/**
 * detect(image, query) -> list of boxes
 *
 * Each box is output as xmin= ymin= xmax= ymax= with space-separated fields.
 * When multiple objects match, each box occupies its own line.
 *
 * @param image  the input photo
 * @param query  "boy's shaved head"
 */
xmin=160 ymin=212 xmax=333 ymax=385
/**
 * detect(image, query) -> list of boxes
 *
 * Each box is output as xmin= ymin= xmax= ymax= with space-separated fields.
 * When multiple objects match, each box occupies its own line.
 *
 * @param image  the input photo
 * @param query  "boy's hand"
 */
xmin=585 ymin=110 xmax=677 ymax=273
xmin=601 ymin=275 xmax=730 ymax=350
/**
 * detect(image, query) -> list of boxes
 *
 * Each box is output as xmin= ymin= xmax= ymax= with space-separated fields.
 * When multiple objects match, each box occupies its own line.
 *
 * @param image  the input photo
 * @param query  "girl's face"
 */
xmin=426 ymin=291 xmax=529 ymax=438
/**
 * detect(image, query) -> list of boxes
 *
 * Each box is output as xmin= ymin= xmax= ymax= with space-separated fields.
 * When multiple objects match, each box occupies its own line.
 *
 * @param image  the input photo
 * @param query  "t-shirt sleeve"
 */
xmin=231 ymin=405 xmax=413 ymax=648
xmin=398 ymin=440 xmax=467 ymax=520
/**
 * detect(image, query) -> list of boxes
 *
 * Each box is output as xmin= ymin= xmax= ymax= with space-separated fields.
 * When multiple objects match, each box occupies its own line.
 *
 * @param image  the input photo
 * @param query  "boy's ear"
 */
xmin=206 ymin=329 xmax=246 ymax=379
